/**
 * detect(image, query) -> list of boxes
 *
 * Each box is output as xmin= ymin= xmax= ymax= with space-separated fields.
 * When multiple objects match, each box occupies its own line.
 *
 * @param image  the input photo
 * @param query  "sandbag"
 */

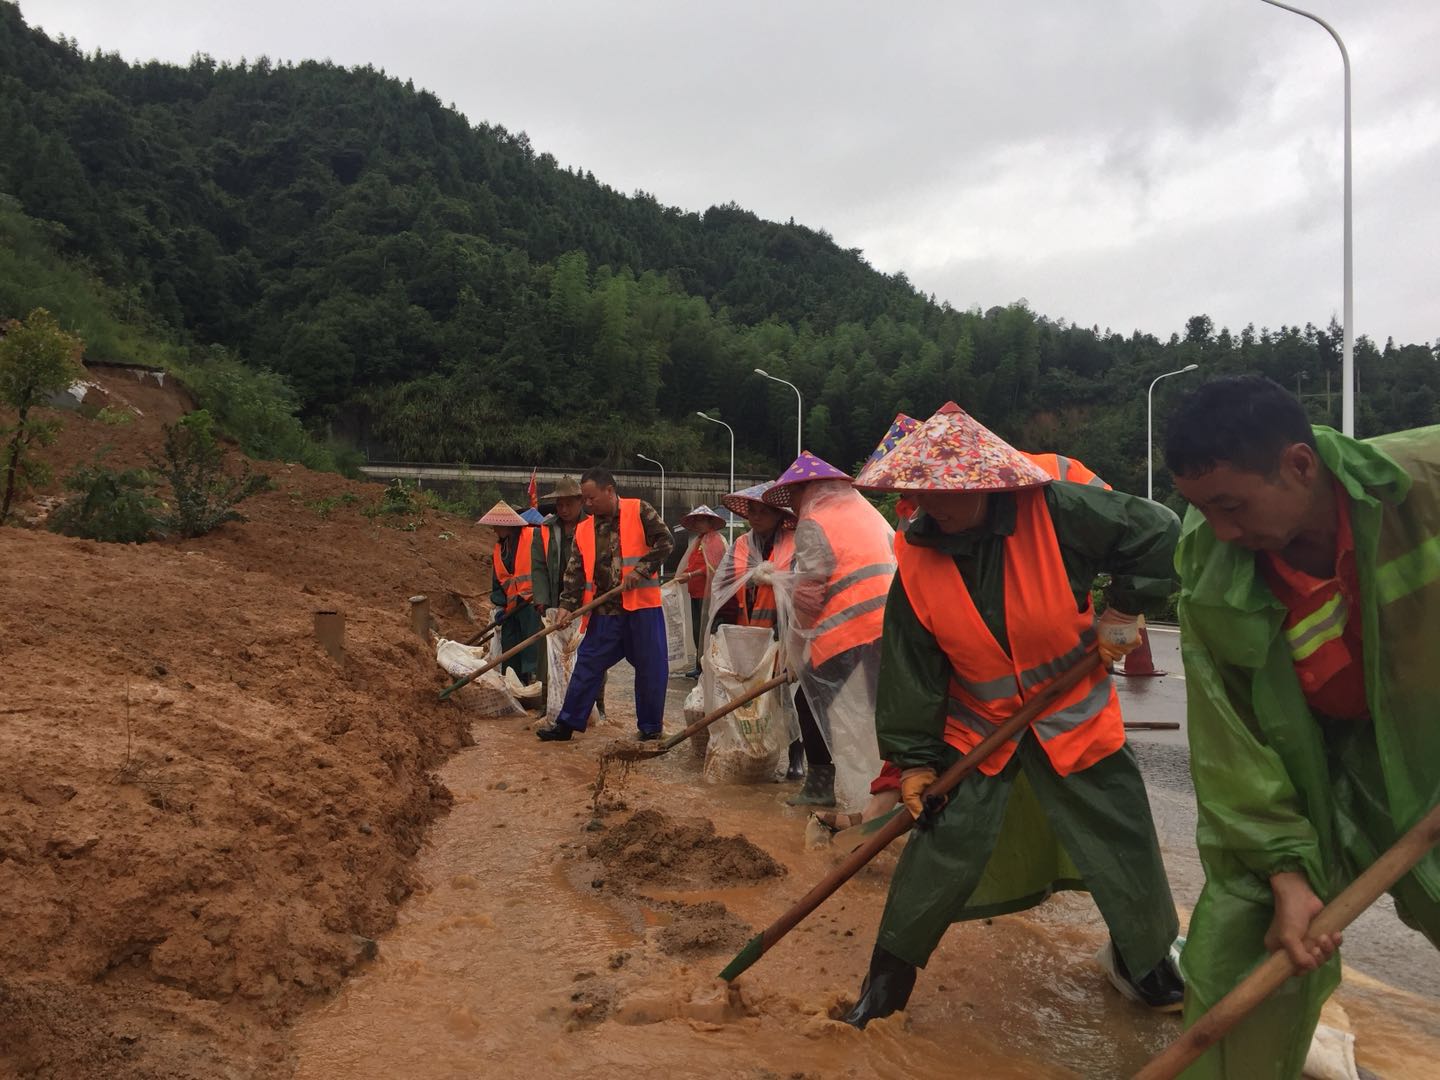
xmin=434 ymin=637 xmax=525 ymax=716
xmin=544 ymin=610 xmax=598 ymax=726
xmin=702 ymin=624 xmax=794 ymax=784
xmin=661 ymin=578 xmax=695 ymax=674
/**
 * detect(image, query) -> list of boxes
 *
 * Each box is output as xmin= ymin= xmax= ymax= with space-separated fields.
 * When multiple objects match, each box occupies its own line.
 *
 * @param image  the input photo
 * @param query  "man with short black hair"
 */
xmin=537 ymin=467 xmax=673 ymax=742
xmin=1166 ymin=375 xmax=1440 ymax=1080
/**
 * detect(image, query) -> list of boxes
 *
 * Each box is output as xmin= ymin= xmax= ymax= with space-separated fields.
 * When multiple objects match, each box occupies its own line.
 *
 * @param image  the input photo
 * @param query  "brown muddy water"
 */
xmin=291 ymin=668 xmax=1440 ymax=1080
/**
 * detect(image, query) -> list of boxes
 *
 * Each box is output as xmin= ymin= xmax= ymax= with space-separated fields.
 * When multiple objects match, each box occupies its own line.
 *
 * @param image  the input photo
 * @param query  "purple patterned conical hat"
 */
xmin=853 ymin=402 xmax=1052 ymax=493
xmin=863 ymin=413 xmax=919 ymax=468
xmin=762 ymin=452 xmax=852 ymax=507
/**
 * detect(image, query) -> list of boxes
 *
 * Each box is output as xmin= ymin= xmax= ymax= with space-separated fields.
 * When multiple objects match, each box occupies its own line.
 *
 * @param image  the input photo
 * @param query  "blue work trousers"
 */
xmin=557 ymin=608 xmax=668 ymax=735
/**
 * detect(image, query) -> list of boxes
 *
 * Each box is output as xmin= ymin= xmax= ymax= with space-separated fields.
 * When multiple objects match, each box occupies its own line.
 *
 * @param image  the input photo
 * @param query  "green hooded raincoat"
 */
xmin=1175 ymin=425 xmax=1440 ymax=1080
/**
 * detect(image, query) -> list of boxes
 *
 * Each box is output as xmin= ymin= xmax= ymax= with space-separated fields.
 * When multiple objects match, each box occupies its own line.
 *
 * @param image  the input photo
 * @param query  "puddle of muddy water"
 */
xmin=291 ymin=682 xmax=1440 ymax=1080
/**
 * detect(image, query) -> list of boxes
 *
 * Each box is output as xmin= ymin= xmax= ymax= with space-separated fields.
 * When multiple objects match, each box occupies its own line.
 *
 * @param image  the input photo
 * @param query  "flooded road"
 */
xmin=291 ymin=648 xmax=1440 ymax=1079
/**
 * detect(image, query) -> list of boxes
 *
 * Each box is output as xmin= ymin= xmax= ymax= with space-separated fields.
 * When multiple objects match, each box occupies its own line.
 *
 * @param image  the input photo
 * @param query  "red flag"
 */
xmin=528 ymin=468 xmax=538 ymax=509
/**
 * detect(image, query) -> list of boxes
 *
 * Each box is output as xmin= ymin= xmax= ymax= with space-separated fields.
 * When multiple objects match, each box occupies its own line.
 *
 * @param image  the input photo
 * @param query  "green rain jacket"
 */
xmin=530 ymin=510 xmax=589 ymax=610
xmin=1176 ymin=426 xmax=1440 ymax=1079
xmin=874 ymin=481 xmax=1179 ymax=915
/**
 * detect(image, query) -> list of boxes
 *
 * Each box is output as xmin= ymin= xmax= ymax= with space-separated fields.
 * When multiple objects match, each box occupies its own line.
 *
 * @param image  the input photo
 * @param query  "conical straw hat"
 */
xmin=863 ymin=413 xmax=919 ymax=468
xmin=853 ymin=402 xmax=1052 ymax=493
xmin=721 ymin=481 xmax=797 ymax=525
xmin=477 ymin=500 xmax=527 ymax=527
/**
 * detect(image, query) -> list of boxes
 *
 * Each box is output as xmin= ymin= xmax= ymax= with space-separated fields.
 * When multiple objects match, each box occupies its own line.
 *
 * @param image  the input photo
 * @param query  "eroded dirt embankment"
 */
xmin=0 ymin=370 xmax=496 ymax=1078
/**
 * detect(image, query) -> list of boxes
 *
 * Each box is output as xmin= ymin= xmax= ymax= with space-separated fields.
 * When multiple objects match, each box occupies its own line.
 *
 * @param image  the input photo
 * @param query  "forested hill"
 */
xmin=2 ymin=2 xmax=1436 ymax=496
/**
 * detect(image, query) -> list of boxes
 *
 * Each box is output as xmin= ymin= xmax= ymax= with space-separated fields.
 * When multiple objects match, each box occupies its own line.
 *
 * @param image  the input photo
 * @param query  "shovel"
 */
xmin=718 ymin=650 xmax=1102 ymax=982
xmin=604 ymin=669 xmax=796 ymax=765
xmin=1134 ymin=798 xmax=1440 ymax=1080
xmin=439 ymin=570 xmax=693 ymax=700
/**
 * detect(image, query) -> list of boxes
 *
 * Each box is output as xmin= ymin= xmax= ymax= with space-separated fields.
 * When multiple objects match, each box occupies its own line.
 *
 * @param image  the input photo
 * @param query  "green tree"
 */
xmin=149 ymin=410 xmax=268 ymax=537
xmin=0 ymin=307 xmax=83 ymax=521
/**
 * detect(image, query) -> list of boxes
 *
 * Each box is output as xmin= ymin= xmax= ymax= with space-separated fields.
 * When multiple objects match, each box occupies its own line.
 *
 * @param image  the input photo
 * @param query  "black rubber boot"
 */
xmin=785 ymin=740 xmax=806 ymax=781
xmin=1109 ymin=941 xmax=1185 ymax=1012
xmin=842 ymin=945 xmax=918 ymax=1029
xmin=536 ymin=724 xmax=574 ymax=742
xmin=785 ymin=762 xmax=835 ymax=807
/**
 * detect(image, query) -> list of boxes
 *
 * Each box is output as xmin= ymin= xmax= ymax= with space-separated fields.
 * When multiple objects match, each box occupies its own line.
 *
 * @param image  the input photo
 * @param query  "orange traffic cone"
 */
xmin=1119 ymin=625 xmax=1167 ymax=678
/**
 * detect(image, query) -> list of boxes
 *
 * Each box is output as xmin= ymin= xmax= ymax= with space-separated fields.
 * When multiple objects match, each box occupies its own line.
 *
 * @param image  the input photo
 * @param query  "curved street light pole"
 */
xmin=1148 ymin=364 xmax=1200 ymax=501
xmin=754 ymin=368 xmax=803 ymax=459
xmin=696 ymin=411 xmax=735 ymax=542
xmin=636 ymin=452 xmax=665 ymax=523
xmin=1259 ymin=0 xmax=1353 ymax=435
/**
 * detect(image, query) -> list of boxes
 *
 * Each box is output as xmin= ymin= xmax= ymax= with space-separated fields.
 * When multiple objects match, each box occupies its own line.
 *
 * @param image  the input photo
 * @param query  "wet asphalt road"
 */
xmin=1120 ymin=627 xmax=1438 ymax=1000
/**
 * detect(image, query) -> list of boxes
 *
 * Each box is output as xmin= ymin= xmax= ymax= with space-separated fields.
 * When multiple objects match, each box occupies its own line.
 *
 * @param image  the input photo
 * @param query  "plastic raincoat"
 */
xmin=1176 ymin=425 xmax=1440 ymax=1080
xmin=707 ymin=481 xmax=892 ymax=811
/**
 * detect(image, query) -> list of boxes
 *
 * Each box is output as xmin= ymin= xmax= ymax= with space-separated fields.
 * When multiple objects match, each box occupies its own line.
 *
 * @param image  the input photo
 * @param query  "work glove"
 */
xmin=751 ymin=560 xmax=775 ymax=585
xmin=900 ymin=767 xmax=941 ymax=821
xmin=1096 ymin=608 xmax=1142 ymax=666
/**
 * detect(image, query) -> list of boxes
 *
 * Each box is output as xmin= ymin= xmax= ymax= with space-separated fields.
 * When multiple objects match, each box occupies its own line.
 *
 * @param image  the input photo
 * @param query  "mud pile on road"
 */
xmin=587 ymin=808 xmax=785 ymax=887
xmin=0 ymin=370 xmax=496 ymax=1078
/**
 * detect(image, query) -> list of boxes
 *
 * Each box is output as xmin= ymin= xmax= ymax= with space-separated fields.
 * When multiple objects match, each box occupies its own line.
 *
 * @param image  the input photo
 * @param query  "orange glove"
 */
xmin=900 ymin=767 xmax=939 ymax=819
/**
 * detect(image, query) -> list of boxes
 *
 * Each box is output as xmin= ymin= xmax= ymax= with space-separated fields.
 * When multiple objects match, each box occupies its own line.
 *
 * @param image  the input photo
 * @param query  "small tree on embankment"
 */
xmin=0 ymin=308 xmax=84 ymax=522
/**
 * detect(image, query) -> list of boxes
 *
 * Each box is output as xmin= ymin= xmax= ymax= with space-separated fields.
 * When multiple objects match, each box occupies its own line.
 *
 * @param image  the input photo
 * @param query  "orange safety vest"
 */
xmin=1022 ymin=451 xmax=1110 ymax=490
xmin=731 ymin=528 xmax=795 ymax=630
xmin=573 ymin=498 xmax=662 ymax=627
xmin=893 ymin=487 xmax=1124 ymax=777
xmin=493 ymin=527 xmax=549 ymax=606
xmin=802 ymin=501 xmax=893 ymax=668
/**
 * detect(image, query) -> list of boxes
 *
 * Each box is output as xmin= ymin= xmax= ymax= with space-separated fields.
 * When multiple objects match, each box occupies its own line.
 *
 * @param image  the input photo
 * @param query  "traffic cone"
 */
xmin=1119 ymin=625 xmax=1167 ymax=678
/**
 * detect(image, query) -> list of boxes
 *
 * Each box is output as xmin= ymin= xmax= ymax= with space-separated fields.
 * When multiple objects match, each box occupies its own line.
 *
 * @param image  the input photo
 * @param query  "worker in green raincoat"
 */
xmin=843 ymin=402 xmax=1186 ymax=1027
xmin=1165 ymin=375 xmax=1440 ymax=1080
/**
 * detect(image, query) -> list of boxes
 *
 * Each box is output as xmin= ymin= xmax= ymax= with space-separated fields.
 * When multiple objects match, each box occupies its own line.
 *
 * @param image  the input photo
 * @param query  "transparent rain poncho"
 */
xmin=705 ymin=480 xmax=894 ymax=812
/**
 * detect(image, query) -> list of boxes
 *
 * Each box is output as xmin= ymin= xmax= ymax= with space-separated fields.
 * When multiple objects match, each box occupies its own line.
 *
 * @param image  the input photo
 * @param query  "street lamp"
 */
xmin=1147 ymin=364 xmax=1199 ymax=501
xmin=1260 ymin=0 xmax=1353 ymax=436
xmin=696 ymin=411 xmax=735 ymax=542
xmin=636 ymin=452 xmax=665 ymax=523
xmin=754 ymin=368 xmax=803 ymax=459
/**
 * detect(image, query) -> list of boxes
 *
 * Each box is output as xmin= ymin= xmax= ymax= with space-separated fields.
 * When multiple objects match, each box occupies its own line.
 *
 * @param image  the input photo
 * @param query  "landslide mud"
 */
xmin=0 ymin=371 xmax=493 ymax=1078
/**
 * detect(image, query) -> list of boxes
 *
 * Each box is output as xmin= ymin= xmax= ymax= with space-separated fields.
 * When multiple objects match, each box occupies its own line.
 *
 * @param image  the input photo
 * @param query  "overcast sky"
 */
xmin=21 ymin=0 xmax=1440 ymax=346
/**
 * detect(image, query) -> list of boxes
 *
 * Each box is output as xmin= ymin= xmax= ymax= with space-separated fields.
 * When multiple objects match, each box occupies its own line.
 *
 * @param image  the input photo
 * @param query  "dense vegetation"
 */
xmin=2 ymin=2 xmax=1435 ymax=502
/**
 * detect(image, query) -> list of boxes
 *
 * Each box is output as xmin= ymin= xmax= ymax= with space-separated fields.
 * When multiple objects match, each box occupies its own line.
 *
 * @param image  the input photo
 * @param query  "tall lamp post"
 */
xmin=1148 ymin=364 xmax=1199 ymax=501
xmin=696 ymin=411 xmax=735 ymax=542
xmin=754 ymin=368 xmax=803 ymax=459
xmin=636 ymin=452 xmax=665 ymax=523
xmin=1259 ymin=0 xmax=1353 ymax=436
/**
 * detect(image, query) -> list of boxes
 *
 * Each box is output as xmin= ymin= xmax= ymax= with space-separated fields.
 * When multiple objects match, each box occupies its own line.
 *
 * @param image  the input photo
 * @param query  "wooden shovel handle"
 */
xmin=439 ymin=570 xmax=694 ymax=699
xmin=659 ymin=670 xmax=795 ymax=752
xmin=1134 ymin=799 xmax=1440 ymax=1080
xmin=728 ymin=650 xmax=1102 ymax=976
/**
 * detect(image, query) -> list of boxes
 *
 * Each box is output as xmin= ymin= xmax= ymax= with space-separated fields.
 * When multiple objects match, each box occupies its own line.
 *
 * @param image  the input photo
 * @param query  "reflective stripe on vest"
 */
xmin=495 ymin=527 xmax=547 ymax=603
xmin=894 ymin=488 xmax=1124 ymax=778
xmin=1022 ymin=451 xmax=1111 ymax=491
xmin=574 ymin=499 xmax=662 ymax=628
xmin=804 ymin=502 xmax=894 ymax=667
xmin=1284 ymin=592 xmax=1349 ymax=662
xmin=1376 ymin=532 xmax=1440 ymax=605
xmin=734 ymin=528 xmax=794 ymax=630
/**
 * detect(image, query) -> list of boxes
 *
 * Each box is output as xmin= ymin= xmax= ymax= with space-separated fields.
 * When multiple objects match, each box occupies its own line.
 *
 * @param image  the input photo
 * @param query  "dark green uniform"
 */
xmin=874 ymin=481 xmax=1181 ymax=979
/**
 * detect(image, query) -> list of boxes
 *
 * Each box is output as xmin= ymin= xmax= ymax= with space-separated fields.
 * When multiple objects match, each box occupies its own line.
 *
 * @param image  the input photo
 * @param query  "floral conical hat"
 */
xmin=853 ymin=402 xmax=1052 ymax=493
xmin=477 ymin=500 xmax=527 ymax=527
xmin=762 ymin=451 xmax=852 ymax=507
xmin=721 ymin=481 xmax=796 ymax=519
xmin=864 ymin=413 xmax=919 ymax=467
